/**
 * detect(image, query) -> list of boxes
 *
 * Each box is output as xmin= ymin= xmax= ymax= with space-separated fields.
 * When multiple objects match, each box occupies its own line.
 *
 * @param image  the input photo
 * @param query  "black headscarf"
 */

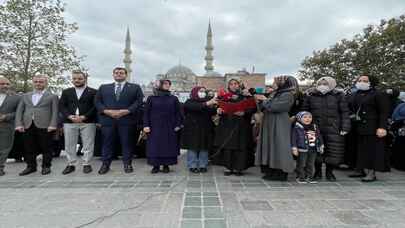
xmin=154 ymin=79 xmax=172 ymax=96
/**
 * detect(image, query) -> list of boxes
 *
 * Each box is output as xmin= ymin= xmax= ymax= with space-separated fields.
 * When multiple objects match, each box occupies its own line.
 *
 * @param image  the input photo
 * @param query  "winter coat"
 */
xmin=255 ymin=91 xmax=296 ymax=173
xmin=302 ymin=89 xmax=351 ymax=166
xmin=291 ymin=122 xmax=324 ymax=153
xmin=181 ymin=99 xmax=217 ymax=151
xmin=348 ymin=89 xmax=390 ymax=135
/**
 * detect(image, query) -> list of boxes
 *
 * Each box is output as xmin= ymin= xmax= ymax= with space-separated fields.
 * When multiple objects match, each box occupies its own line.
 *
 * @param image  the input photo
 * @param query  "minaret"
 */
xmin=204 ymin=21 xmax=214 ymax=73
xmin=123 ymin=27 xmax=133 ymax=81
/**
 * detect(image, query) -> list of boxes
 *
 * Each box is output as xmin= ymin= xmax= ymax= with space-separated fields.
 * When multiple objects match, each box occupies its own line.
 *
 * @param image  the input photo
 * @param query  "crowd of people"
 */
xmin=0 ymin=67 xmax=404 ymax=184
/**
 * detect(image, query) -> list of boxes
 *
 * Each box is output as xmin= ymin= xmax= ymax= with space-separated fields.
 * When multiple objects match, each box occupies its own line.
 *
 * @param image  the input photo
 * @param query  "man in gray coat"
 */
xmin=15 ymin=75 xmax=59 ymax=176
xmin=0 ymin=76 xmax=20 ymax=176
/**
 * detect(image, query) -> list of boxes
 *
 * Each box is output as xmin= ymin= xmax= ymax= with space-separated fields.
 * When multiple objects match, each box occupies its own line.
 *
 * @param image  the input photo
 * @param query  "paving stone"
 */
xmin=241 ymin=200 xmax=273 ymax=211
xmin=331 ymin=211 xmax=378 ymax=225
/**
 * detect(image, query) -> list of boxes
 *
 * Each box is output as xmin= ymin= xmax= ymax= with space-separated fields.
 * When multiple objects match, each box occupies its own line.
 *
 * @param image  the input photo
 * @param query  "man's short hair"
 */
xmin=33 ymin=74 xmax=48 ymax=81
xmin=113 ymin=67 xmax=128 ymax=75
xmin=72 ymin=70 xmax=87 ymax=79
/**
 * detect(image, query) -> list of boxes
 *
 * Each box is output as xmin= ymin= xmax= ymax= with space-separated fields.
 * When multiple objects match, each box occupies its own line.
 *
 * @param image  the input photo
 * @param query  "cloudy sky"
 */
xmin=61 ymin=0 xmax=405 ymax=87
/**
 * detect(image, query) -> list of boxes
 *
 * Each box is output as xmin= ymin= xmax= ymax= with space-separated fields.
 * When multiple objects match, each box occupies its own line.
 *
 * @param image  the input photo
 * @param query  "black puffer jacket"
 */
xmin=302 ymin=89 xmax=351 ymax=166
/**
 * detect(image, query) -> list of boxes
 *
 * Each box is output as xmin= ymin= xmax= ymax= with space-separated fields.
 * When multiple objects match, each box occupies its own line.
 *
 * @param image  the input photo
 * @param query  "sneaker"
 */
xmin=306 ymin=177 xmax=318 ymax=184
xmin=296 ymin=178 xmax=307 ymax=184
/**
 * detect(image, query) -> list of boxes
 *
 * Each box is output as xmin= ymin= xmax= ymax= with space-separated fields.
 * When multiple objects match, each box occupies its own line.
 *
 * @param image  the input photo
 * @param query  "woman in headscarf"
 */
xmin=255 ymin=75 xmax=299 ymax=181
xmin=143 ymin=79 xmax=183 ymax=174
xmin=181 ymin=86 xmax=217 ymax=173
xmin=348 ymin=75 xmax=390 ymax=182
xmin=212 ymin=79 xmax=256 ymax=176
xmin=302 ymin=76 xmax=351 ymax=181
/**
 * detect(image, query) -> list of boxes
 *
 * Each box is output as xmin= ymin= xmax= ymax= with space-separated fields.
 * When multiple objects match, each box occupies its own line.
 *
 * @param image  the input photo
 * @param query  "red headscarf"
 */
xmin=190 ymin=86 xmax=205 ymax=100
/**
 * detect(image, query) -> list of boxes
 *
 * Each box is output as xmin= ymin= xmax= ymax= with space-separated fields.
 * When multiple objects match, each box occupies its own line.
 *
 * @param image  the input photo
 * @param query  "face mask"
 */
xmin=317 ymin=85 xmax=331 ymax=94
xmin=355 ymin=82 xmax=370 ymax=91
xmin=198 ymin=92 xmax=206 ymax=99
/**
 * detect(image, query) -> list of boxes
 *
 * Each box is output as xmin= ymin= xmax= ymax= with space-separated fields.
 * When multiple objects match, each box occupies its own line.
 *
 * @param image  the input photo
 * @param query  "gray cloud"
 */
xmin=62 ymin=0 xmax=405 ymax=87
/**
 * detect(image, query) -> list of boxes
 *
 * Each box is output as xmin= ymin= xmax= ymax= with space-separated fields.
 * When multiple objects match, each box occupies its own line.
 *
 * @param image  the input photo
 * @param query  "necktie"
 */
xmin=115 ymin=83 xmax=122 ymax=101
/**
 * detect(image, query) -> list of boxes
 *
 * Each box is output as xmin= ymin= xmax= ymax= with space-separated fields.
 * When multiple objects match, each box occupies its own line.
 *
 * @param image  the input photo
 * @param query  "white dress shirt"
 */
xmin=0 ymin=93 xmax=6 ymax=107
xmin=74 ymin=86 xmax=86 ymax=115
xmin=32 ymin=90 xmax=45 ymax=106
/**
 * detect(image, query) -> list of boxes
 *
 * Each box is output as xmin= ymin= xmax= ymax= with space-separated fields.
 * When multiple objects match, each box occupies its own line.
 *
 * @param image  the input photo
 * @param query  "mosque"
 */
xmin=122 ymin=21 xmax=266 ymax=99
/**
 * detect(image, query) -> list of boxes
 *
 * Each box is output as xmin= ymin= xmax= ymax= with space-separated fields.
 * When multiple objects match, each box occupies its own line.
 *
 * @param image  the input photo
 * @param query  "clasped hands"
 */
xmin=103 ymin=109 xmax=130 ymax=119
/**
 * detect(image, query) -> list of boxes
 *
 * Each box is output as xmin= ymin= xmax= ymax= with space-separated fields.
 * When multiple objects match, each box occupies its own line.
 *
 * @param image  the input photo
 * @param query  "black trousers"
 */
xmin=297 ymin=151 xmax=317 ymax=179
xmin=23 ymin=124 xmax=53 ymax=168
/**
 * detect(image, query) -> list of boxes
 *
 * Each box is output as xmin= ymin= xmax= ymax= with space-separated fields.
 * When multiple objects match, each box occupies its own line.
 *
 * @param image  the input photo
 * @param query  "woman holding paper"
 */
xmin=212 ymin=79 xmax=256 ymax=176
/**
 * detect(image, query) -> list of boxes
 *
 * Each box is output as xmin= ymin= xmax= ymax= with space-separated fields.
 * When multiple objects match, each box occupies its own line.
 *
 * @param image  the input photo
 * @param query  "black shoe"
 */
xmin=326 ymin=170 xmax=336 ymax=182
xmin=83 ymin=165 xmax=92 ymax=174
xmin=41 ymin=167 xmax=51 ymax=175
xmin=313 ymin=170 xmax=322 ymax=180
xmin=151 ymin=166 xmax=160 ymax=174
xmin=0 ymin=169 xmax=5 ymax=176
xmin=234 ymin=171 xmax=244 ymax=176
xmin=19 ymin=167 xmax=37 ymax=176
xmin=189 ymin=168 xmax=199 ymax=173
xmin=199 ymin=168 xmax=208 ymax=173
xmin=162 ymin=165 xmax=170 ymax=173
xmin=98 ymin=164 xmax=110 ymax=175
xmin=62 ymin=165 xmax=75 ymax=175
xmin=348 ymin=171 xmax=366 ymax=178
xmin=224 ymin=170 xmax=233 ymax=176
xmin=124 ymin=164 xmax=134 ymax=173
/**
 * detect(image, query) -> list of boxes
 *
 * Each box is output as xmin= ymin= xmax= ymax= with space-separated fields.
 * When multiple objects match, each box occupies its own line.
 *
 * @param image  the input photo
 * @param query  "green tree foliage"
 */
xmin=299 ymin=15 xmax=405 ymax=89
xmin=0 ymin=0 xmax=84 ymax=92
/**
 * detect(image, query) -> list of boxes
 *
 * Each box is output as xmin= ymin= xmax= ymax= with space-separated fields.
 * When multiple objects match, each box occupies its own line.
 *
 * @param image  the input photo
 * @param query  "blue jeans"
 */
xmin=187 ymin=150 xmax=208 ymax=168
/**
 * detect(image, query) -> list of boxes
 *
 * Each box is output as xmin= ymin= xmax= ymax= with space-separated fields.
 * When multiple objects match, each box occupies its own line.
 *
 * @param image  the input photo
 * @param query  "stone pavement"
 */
xmin=1 ymin=153 xmax=405 ymax=228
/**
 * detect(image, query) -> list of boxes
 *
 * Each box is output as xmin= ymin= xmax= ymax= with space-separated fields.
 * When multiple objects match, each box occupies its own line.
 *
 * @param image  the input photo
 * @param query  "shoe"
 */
xmin=151 ymin=166 xmax=160 ymax=174
xmin=348 ymin=170 xmax=366 ymax=178
xmin=124 ymin=164 xmax=134 ymax=173
xmin=313 ymin=170 xmax=322 ymax=180
xmin=162 ymin=165 xmax=170 ymax=173
xmin=19 ymin=167 xmax=37 ymax=176
xmin=296 ymin=178 xmax=307 ymax=184
xmin=224 ymin=170 xmax=233 ymax=176
xmin=362 ymin=170 xmax=377 ymax=182
xmin=62 ymin=165 xmax=75 ymax=175
xmin=98 ymin=164 xmax=110 ymax=175
xmin=325 ymin=170 xmax=336 ymax=182
xmin=189 ymin=168 xmax=199 ymax=173
xmin=41 ymin=167 xmax=51 ymax=175
xmin=0 ymin=169 xmax=5 ymax=176
xmin=83 ymin=165 xmax=92 ymax=174
xmin=306 ymin=177 xmax=318 ymax=184
xmin=234 ymin=171 xmax=244 ymax=176
xmin=199 ymin=168 xmax=208 ymax=173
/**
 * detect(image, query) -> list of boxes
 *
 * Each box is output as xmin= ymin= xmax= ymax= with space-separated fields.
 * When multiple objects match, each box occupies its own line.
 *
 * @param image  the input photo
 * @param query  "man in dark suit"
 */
xmin=59 ymin=70 xmax=97 ymax=174
xmin=95 ymin=67 xmax=144 ymax=174
xmin=15 ymin=75 xmax=59 ymax=176
xmin=0 ymin=76 xmax=21 ymax=176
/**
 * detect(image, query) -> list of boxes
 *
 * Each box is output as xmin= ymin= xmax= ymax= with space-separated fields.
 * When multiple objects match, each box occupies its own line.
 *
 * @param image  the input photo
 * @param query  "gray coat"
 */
xmin=0 ymin=94 xmax=20 ymax=152
xmin=255 ymin=91 xmax=296 ymax=173
xmin=15 ymin=91 xmax=59 ymax=129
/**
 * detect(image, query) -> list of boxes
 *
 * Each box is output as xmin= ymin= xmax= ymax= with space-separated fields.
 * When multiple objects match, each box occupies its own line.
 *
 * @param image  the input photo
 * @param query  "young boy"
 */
xmin=291 ymin=111 xmax=324 ymax=184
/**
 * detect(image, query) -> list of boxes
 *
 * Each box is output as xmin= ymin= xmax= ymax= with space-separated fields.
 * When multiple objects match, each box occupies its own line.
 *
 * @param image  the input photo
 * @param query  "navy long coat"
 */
xmin=143 ymin=94 xmax=183 ymax=166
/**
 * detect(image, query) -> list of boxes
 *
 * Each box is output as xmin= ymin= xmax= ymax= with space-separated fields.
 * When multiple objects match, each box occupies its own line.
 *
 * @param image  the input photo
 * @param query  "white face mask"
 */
xmin=198 ymin=92 xmax=206 ymax=99
xmin=317 ymin=85 xmax=331 ymax=94
xmin=355 ymin=82 xmax=370 ymax=91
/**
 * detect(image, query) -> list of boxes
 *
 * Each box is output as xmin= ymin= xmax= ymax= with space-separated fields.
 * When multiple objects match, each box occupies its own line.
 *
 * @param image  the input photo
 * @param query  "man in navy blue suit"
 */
xmin=95 ymin=67 xmax=144 ymax=174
